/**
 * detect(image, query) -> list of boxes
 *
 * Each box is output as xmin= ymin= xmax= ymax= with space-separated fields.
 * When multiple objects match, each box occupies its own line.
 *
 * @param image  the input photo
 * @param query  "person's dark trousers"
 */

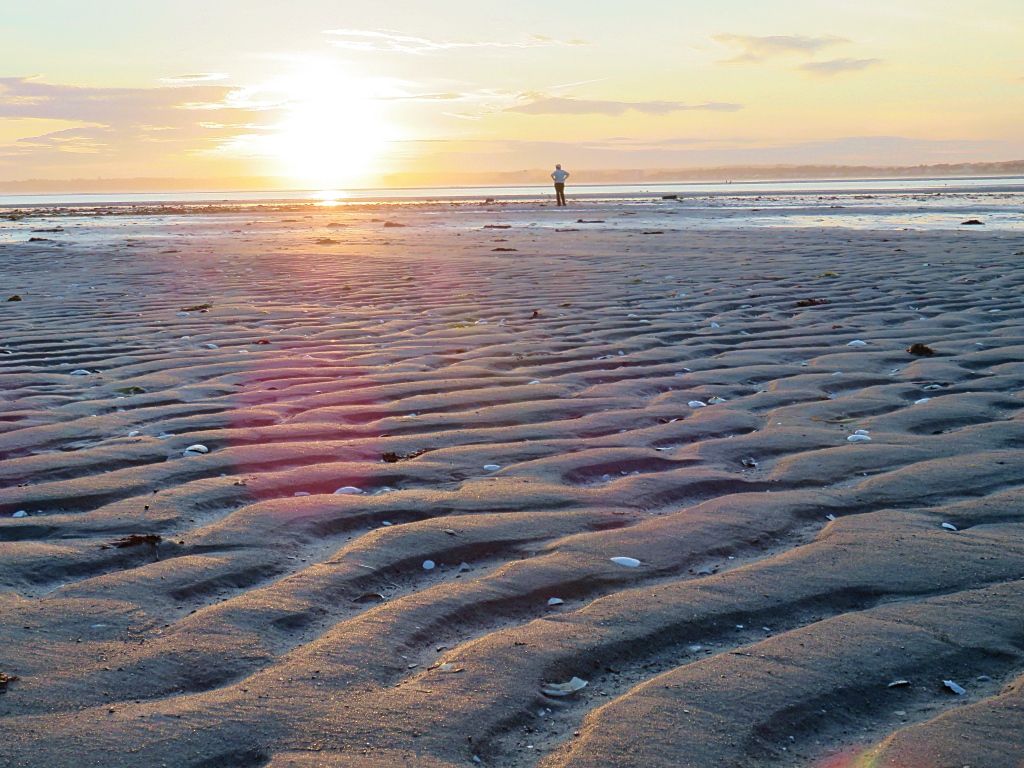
xmin=555 ymin=183 xmax=566 ymax=206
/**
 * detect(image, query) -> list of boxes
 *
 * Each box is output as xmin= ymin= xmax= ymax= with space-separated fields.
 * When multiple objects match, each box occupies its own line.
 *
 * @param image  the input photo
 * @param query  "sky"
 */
xmin=0 ymin=0 xmax=1022 ymax=189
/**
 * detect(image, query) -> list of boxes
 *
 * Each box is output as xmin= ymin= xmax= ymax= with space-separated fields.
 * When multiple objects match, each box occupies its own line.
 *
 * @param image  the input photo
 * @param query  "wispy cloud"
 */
xmin=507 ymin=96 xmax=743 ymax=117
xmin=325 ymin=29 xmax=588 ymax=54
xmin=713 ymin=33 xmax=849 ymax=63
xmin=799 ymin=58 xmax=883 ymax=76
xmin=159 ymin=73 xmax=229 ymax=85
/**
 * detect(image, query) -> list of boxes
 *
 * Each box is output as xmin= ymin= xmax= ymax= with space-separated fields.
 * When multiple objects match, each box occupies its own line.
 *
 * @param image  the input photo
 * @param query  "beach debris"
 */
xmin=12 ymin=511 xmax=27 ymax=518
xmin=826 ymin=514 xmax=837 ymax=521
xmin=922 ymin=384 xmax=944 ymax=391
xmin=484 ymin=224 xmax=511 ymax=229
xmin=662 ymin=194 xmax=678 ymax=200
xmin=69 ymin=369 xmax=92 ymax=376
xmin=315 ymin=238 xmax=337 ymax=245
xmin=816 ymin=271 xmax=840 ymax=278
xmin=254 ymin=339 xmax=270 ymax=345
xmin=847 ymin=340 xmax=868 ymax=347
xmin=334 ymin=486 xmax=364 ymax=495
xmin=642 ymin=230 xmax=665 ymax=235
xmin=183 ymin=444 xmax=209 ymax=457
xmin=847 ymin=435 xmax=872 ymax=443
xmin=888 ymin=679 xmax=911 ymax=688
xmin=611 ymin=557 xmax=641 ymax=567
xmin=547 ymin=598 xmax=565 ymax=606
xmin=944 ymin=680 xmax=967 ymax=695
xmin=710 ymin=322 xmax=720 ymax=328
xmin=6 ymin=295 xmax=22 ymax=302
xmin=433 ymin=663 xmax=464 ymax=673
xmin=961 ymin=220 xmax=984 ymax=226
xmin=115 ymin=386 xmax=145 ymax=395
xmin=423 ymin=560 xmax=436 ymax=570
xmin=541 ymin=677 xmax=588 ymax=697
xmin=915 ymin=398 xmax=931 ymax=405
xmin=688 ymin=400 xmax=707 ymax=408
xmin=383 ymin=221 xmax=405 ymax=228
xmin=181 ymin=303 xmax=212 ymax=312
xmin=855 ymin=430 xmax=870 ymax=436
xmin=795 ymin=298 xmax=830 ymax=307
xmin=528 ymin=380 xmax=541 ymax=385
xmin=708 ymin=396 xmax=727 ymax=404
xmin=741 ymin=458 xmax=759 ymax=468
xmin=109 ymin=534 xmax=162 ymax=550
xmin=531 ymin=310 xmax=541 ymax=318
xmin=492 ymin=247 xmax=518 ymax=252
xmin=352 ymin=593 xmax=386 ymax=604
xmin=205 ymin=343 xmax=219 ymax=349
xmin=0 ymin=672 xmax=20 ymax=691
xmin=942 ymin=522 xmax=959 ymax=532
xmin=907 ymin=343 xmax=936 ymax=356
xmin=483 ymin=465 xmax=501 ymax=471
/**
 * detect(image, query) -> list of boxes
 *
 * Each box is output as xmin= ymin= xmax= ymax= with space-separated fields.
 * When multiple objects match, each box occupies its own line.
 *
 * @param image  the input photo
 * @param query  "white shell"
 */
xmin=611 ymin=557 xmax=641 ymax=567
xmin=547 ymin=598 xmax=565 ymax=606
xmin=334 ymin=486 xmax=363 ymax=495
xmin=915 ymin=398 xmax=931 ymax=405
xmin=128 ymin=431 xmax=140 ymax=437
xmin=541 ymin=677 xmax=588 ymax=697
xmin=847 ymin=435 xmax=872 ymax=442
xmin=942 ymin=522 xmax=958 ymax=531
xmin=855 ymin=430 xmax=870 ymax=436
xmin=12 ymin=511 xmax=27 ymax=518
xmin=708 ymin=397 xmax=727 ymax=404
xmin=294 ymin=492 xmax=311 ymax=497
xmin=688 ymin=401 xmax=707 ymax=408
xmin=483 ymin=465 xmax=501 ymax=471
xmin=184 ymin=444 xmax=209 ymax=455
xmin=944 ymin=680 xmax=966 ymax=695
xmin=847 ymin=340 xmax=868 ymax=347
xmin=70 ymin=369 xmax=91 ymax=376
xmin=422 ymin=560 xmax=436 ymax=570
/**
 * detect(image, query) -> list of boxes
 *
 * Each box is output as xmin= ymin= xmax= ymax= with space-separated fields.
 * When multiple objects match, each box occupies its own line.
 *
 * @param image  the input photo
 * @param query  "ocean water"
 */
xmin=0 ymin=178 xmax=1022 ymax=245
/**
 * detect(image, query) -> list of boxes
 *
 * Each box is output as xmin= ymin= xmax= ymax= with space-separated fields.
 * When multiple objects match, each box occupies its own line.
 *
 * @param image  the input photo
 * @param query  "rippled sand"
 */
xmin=1 ymin=202 xmax=1023 ymax=767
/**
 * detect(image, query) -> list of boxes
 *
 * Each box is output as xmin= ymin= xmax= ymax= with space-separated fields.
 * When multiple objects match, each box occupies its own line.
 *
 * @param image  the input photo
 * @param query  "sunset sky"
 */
xmin=1 ymin=0 xmax=1022 ymax=189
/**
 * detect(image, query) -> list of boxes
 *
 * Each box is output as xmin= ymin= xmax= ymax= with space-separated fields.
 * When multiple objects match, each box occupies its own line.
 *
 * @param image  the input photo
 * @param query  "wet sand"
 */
xmin=1 ymin=201 xmax=1024 ymax=767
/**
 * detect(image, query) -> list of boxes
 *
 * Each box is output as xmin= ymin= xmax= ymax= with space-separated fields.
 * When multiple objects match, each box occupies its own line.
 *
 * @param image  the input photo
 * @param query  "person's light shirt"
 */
xmin=551 ymin=169 xmax=570 ymax=183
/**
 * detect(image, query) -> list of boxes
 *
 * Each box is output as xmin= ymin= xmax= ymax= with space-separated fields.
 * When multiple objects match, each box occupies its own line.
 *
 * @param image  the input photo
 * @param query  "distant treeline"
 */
xmin=2 ymin=160 xmax=1023 ymax=194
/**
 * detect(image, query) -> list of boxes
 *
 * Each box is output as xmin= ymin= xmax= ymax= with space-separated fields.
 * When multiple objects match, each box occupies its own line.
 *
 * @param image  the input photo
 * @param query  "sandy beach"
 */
xmin=2 ymin=196 xmax=1024 ymax=768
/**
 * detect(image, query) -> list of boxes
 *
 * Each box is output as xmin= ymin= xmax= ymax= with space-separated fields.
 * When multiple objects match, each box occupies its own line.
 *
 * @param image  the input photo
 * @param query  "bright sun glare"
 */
xmin=259 ymin=64 xmax=393 ymax=189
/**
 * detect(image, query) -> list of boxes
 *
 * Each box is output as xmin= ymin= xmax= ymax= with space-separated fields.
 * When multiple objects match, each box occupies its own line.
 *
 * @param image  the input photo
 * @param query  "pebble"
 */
xmin=334 ymin=486 xmax=363 ymax=495
xmin=422 ymin=560 xmax=436 ymax=570
xmin=12 ymin=511 xmax=27 ymax=518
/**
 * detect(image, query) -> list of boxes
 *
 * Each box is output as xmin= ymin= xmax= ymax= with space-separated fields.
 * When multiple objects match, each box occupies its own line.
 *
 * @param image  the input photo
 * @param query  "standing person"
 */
xmin=551 ymin=164 xmax=569 ymax=206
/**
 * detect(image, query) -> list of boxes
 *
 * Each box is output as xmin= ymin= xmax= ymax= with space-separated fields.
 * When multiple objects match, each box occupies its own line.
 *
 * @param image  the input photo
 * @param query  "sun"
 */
xmin=261 ymin=63 xmax=394 ymax=189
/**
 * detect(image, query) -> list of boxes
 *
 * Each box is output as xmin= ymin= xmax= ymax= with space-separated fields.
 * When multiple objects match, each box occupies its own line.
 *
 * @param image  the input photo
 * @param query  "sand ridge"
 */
xmin=1 ymin=201 xmax=1023 ymax=767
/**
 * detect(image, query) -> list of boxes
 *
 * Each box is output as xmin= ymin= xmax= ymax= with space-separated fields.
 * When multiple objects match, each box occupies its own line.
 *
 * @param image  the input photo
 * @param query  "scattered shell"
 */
xmin=611 ymin=557 xmax=641 ymax=568
xmin=915 ymin=398 xmax=931 ymax=405
xmin=183 ymin=444 xmax=209 ymax=455
xmin=710 ymin=322 xmax=720 ymax=328
xmin=69 ymin=369 xmax=92 ymax=376
xmin=847 ymin=435 xmax=872 ymax=443
xmin=688 ymin=400 xmax=707 ymax=408
xmin=741 ymin=458 xmax=759 ymax=468
xmin=708 ymin=396 xmax=727 ymax=404
xmin=826 ymin=514 xmax=837 ymax=521
xmin=435 ymin=663 xmax=464 ymax=673
xmin=847 ymin=340 xmax=868 ymax=347
xmin=547 ymin=598 xmax=565 ymax=606
xmin=294 ymin=492 xmax=311 ymax=497
xmin=128 ymin=430 xmax=140 ymax=437
xmin=942 ymin=522 xmax=959 ymax=532
xmin=422 ymin=560 xmax=436 ymax=570
xmin=855 ymin=430 xmax=870 ymax=436
xmin=334 ymin=486 xmax=363 ymax=495
xmin=943 ymin=680 xmax=967 ymax=695
xmin=483 ymin=464 xmax=501 ymax=471
xmin=352 ymin=592 xmax=386 ymax=604
xmin=177 ymin=311 xmax=190 ymax=317
xmin=12 ymin=511 xmax=27 ymax=518
xmin=205 ymin=343 xmax=219 ymax=349
xmin=541 ymin=677 xmax=588 ymax=697
xmin=528 ymin=380 xmax=541 ymax=385
xmin=888 ymin=680 xmax=911 ymax=688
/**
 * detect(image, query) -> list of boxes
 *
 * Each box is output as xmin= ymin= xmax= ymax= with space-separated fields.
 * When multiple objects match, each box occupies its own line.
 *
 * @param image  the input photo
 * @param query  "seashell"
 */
xmin=708 ymin=397 xmax=727 ymax=404
xmin=826 ymin=514 xmax=836 ymax=521
xmin=334 ymin=486 xmax=363 ymax=495
xmin=541 ymin=677 xmax=588 ymax=697
xmin=741 ymin=458 xmax=759 ymax=468
xmin=942 ymin=522 xmax=958 ymax=531
xmin=855 ymin=430 xmax=870 ymax=436
xmin=710 ymin=322 xmax=720 ymax=328
xmin=205 ymin=343 xmax=219 ymax=349
xmin=422 ymin=560 xmax=436 ymax=570
xmin=888 ymin=680 xmax=911 ymax=688
xmin=12 ymin=511 xmax=27 ymax=518
xmin=611 ymin=557 xmax=641 ymax=567
xmin=547 ymin=598 xmax=564 ymax=606
xmin=177 ymin=311 xmax=190 ymax=317
xmin=847 ymin=435 xmax=872 ymax=442
xmin=688 ymin=401 xmax=707 ymax=408
xmin=483 ymin=465 xmax=501 ymax=471
xmin=528 ymin=380 xmax=541 ymax=385
xmin=915 ymin=398 xmax=931 ymax=405
xmin=847 ymin=340 xmax=868 ymax=347
xmin=943 ymin=680 xmax=966 ymax=695
xmin=183 ymin=444 xmax=209 ymax=457
xmin=69 ymin=369 xmax=92 ymax=376
xmin=294 ymin=492 xmax=311 ymax=497
xmin=128 ymin=430 xmax=140 ymax=437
